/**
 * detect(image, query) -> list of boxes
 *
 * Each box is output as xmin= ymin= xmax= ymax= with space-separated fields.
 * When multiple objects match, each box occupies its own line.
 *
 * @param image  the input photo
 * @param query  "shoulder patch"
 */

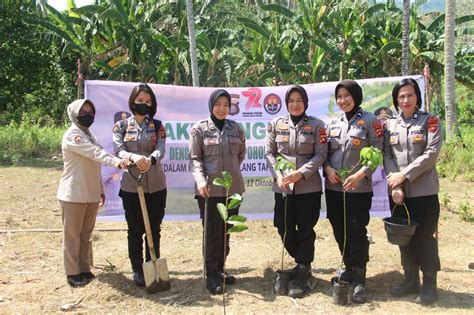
xmin=428 ymin=116 xmax=439 ymax=133
xmin=159 ymin=124 xmax=166 ymax=138
xmin=112 ymin=124 xmax=119 ymax=133
xmin=373 ymin=121 xmax=383 ymax=138
xmin=74 ymin=135 xmax=87 ymax=144
xmin=267 ymin=122 xmax=273 ymax=133
xmin=319 ymin=127 xmax=327 ymax=144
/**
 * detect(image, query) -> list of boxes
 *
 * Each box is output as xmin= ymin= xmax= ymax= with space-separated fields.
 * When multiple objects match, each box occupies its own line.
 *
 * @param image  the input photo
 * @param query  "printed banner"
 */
xmin=85 ymin=75 xmax=424 ymax=220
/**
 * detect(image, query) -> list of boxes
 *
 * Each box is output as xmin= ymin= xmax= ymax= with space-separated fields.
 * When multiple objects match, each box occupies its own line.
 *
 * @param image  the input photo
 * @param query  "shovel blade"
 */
xmin=143 ymin=258 xmax=171 ymax=294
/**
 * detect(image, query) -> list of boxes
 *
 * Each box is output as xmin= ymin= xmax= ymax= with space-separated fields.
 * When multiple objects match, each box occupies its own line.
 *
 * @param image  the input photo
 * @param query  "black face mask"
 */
xmin=133 ymin=103 xmax=150 ymax=116
xmin=77 ymin=114 xmax=94 ymax=128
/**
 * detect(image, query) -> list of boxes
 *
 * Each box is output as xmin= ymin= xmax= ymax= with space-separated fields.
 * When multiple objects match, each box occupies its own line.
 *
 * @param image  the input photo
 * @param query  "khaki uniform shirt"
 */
xmin=189 ymin=117 xmax=246 ymax=197
xmin=57 ymin=125 xmax=121 ymax=203
xmin=265 ymin=114 xmax=328 ymax=194
xmin=325 ymin=109 xmax=384 ymax=193
xmin=113 ymin=116 xmax=167 ymax=193
xmin=383 ymin=110 xmax=442 ymax=197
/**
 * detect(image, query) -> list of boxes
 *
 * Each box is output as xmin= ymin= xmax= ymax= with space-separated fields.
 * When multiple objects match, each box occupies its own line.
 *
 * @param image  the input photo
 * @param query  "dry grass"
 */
xmin=0 ymin=167 xmax=473 ymax=313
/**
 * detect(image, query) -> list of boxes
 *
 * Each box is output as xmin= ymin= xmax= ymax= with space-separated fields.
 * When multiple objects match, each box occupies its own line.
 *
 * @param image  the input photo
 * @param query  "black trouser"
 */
xmin=196 ymin=196 xmax=239 ymax=276
xmin=273 ymin=192 xmax=321 ymax=265
xmin=325 ymin=189 xmax=372 ymax=269
xmin=120 ymin=189 xmax=166 ymax=273
xmin=389 ymin=194 xmax=440 ymax=272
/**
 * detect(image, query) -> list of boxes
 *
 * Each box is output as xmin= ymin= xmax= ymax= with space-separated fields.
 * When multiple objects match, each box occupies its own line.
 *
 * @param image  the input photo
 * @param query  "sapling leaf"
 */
xmin=222 ymin=171 xmax=233 ymax=188
xmin=228 ymin=225 xmax=248 ymax=233
xmin=337 ymin=167 xmax=351 ymax=181
xmin=227 ymin=193 xmax=242 ymax=209
xmin=213 ymin=178 xmax=228 ymax=189
xmin=217 ymin=203 xmax=228 ymax=221
xmin=228 ymin=214 xmax=247 ymax=223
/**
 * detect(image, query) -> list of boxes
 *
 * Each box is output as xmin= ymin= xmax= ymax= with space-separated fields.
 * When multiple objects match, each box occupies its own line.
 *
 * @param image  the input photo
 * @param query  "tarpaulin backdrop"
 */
xmin=85 ymin=75 xmax=425 ymax=221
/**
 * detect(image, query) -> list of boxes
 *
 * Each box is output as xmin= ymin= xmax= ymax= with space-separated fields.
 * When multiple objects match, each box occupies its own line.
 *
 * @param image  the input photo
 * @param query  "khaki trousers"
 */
xmin=60 ymin=201 xmax=99 ymax=275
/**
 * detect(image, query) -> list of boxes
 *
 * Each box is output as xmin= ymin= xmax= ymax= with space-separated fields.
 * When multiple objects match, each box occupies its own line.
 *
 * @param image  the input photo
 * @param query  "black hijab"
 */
xmin=208 ymin=89 xmax=231 ymax=131
xmin=285 ymin=85 xmax=308 ymax=124
xmin=335 ymin=80 xmax=363 ymax=121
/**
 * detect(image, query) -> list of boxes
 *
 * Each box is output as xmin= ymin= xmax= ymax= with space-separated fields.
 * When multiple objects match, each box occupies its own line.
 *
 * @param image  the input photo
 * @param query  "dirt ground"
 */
xmin=0 ymin=166 xmax=473 ymax=314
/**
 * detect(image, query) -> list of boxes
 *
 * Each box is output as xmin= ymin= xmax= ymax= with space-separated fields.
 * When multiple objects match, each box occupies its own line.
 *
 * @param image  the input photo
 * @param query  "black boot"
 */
xmin=218 ymin=261 xmax=236 ymax=285
xmin=206 ymin=263 xmax=223 ymax=295
xmin=288 ymin=264 xmax=310 ymax=298
xmin=131 ymin=259 xmax=145 ymax=287
xmin=351 ymin=267 xmax=367 ymax=304
xmin=390 ymin=265 xmax=420 ymax=297
xmin=415 ymin=271 xmax=438 ymax=305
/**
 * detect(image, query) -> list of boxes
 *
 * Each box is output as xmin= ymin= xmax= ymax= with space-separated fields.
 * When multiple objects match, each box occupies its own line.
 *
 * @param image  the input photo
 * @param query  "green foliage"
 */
xmin=0 ymin=2 xmax=75 ymax=123
xmin=0 ymin=122 xmax=65 ymax=165
xmin=437 ymin=125 xmax=474 ymax=181
xmin=360 ymin=146 xmax=383 ymax=171
xmin=274 ymin=156 xmax=296 ymax=172
xmin=440 ymin=191 xmax=451 ymax=209
xmin=213 ymin=171 xmax=248 ymax=234
xmin=458 ymin=197 xmax=473 ymax=222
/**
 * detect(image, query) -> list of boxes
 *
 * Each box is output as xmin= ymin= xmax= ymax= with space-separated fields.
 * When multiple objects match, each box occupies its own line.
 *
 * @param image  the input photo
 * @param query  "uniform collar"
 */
xmin=286 ymin=114 xmax=308 ymax=128
xmin=207 ymin=116 xmax=231 ymax=131
xmin=340 ymin=108 xmax=363 ymax=123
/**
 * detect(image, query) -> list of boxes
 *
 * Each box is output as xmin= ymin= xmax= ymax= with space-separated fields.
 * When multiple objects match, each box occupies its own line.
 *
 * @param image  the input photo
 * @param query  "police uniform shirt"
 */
xmin=113 ymin=116 xmax=167 ymax=193
xmin=325 ymin=109 xmax=383 ymax=193
xmin=189 ymin=117 xmax=246 ymax=197
xmin=265 ymin=114 xmax=328 ymax=194
xmin=383 ymin=110 xmax=442 ymax=197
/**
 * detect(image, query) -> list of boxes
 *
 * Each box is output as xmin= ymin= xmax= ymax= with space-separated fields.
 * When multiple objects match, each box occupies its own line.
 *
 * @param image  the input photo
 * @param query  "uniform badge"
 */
xmin=413 ymin=134 xmax=423 ymax=143
xmin=281 ymin=135 xmax=289 ymax=142
xmin=352 ymin=138 xmax=361 ymax=146
xmin=373 ymin=122 xmax=383 ymax=138
xmin=149 ymin=122 xmax=155 ymax=129
xmin=74 ymin=135 xmax=86 ymax=144
xmin=357 ymin=119 xmax=365 ymax=126
xmin=208 ymin=138 xmax=217 ymax=145
xmin=356 ymin=112 xmax=362 ymax=119
xmin=330 ymin=128 xmax=341 ymax=137
xmin=191 ymin=128 xmax=198 ymax=137
xmin=319 ymin=128 xmax=327 ymax=144
xmin=428 ymin=116 xmax=438 ymax=133
xmin=303 ymin=125 xmax=312 ymax=131
xmin=413 ymin=112 xmax=419 ymax=120
xmin=267 ymin=123 xmax=273 ymax=133
xmin=390 ymin=135 xmax=399 ymax=144
xmin=126 ymin=125 xmax=135 ymax=132
xmin=159 ymin=125 xmax=166 ymax=138
xmin=125 ymin=134 xmax=138 ymax=142
xmin=112 ymin=124 xmax=119 ymax=133
xmin=277 ymin=123 xmax=288 ymax=130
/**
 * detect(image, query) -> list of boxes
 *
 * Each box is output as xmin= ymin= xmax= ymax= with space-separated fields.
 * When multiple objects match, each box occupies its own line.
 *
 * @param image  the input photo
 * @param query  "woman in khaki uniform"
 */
xmin=384 ymin=78 xmax=442 ymax=305
xmin=324 ymin=80 xmax=383 ymax=303
xmin=113 ymin=83 xmax=167 ymax=287
xmin=265 ymin=85 xmax=328 ymax=298
xmin=57 ymin=99 xmax=128 ymax=287
xmin=189 ymin=89 xmax=246 ymax=295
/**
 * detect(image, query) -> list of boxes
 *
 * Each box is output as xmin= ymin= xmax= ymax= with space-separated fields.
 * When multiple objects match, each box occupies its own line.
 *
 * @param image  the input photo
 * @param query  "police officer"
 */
xmin=324 ymin=80 xmax=383 ymax=303
xmin=383 ymin=78 xmax=442 ymax=305
xmin=189 ymin=89 xmax=246 ymax=295
xmin=113 ymin=83 xmax=167 ymax=287
xmin=265 ymin=85 xmax=328 ymax=298
xmin=58 ymin=99 xmax=128 ymax=287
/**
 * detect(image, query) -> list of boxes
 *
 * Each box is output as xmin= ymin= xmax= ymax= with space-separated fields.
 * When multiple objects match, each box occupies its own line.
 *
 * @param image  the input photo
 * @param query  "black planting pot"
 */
xmin=383 ymin=217 xmax=419 ymax=246
xmin=332 ymin=281 xmax=349 ymax=305
xmin=274 ymin=270 xmax=293 ymax=295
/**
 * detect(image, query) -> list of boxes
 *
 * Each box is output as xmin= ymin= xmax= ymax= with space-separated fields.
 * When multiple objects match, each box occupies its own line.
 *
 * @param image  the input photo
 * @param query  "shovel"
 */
xmin=127 ymin=166 xmax=170 ymax=293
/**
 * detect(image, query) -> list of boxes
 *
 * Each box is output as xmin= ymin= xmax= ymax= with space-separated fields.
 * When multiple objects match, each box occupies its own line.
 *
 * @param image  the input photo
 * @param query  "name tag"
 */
xmin=390 ymin=135 xmax=399 ymax=144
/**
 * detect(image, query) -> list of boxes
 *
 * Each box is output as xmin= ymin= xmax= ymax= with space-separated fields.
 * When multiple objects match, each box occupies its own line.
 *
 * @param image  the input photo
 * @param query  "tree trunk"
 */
xmin=186 ymin=0 xmax=200 ymax=87
xmin=444 ymin=0 xmax=459 ymax=138
xmin=401 ymin=0 xmax=410 ymax=75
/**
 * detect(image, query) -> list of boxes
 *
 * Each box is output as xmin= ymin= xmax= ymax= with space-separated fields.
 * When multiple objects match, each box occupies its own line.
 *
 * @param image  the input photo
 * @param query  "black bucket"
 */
xmin=332 ymin=281 xmax=349 ymax=305
xmin=383 ymin=217 xmax=418 ymax=246
xmin=274 ymin=270 xmax=293 ymax=295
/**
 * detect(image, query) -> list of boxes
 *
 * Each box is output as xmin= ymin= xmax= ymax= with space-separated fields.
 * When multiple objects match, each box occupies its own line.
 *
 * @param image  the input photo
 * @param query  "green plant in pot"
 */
xmin=213 ymin=171 xmax=248 ymax=314
xmin=332 ymin=146 xmax=383 ymax=305
xmin=273 ymin=156 xmax=296 ymax=295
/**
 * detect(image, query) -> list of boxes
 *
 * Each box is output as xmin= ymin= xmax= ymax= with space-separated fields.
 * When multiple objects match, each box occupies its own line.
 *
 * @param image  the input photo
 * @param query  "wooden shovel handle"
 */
xmin=137 ymin=184 xmax=157 ymax=261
